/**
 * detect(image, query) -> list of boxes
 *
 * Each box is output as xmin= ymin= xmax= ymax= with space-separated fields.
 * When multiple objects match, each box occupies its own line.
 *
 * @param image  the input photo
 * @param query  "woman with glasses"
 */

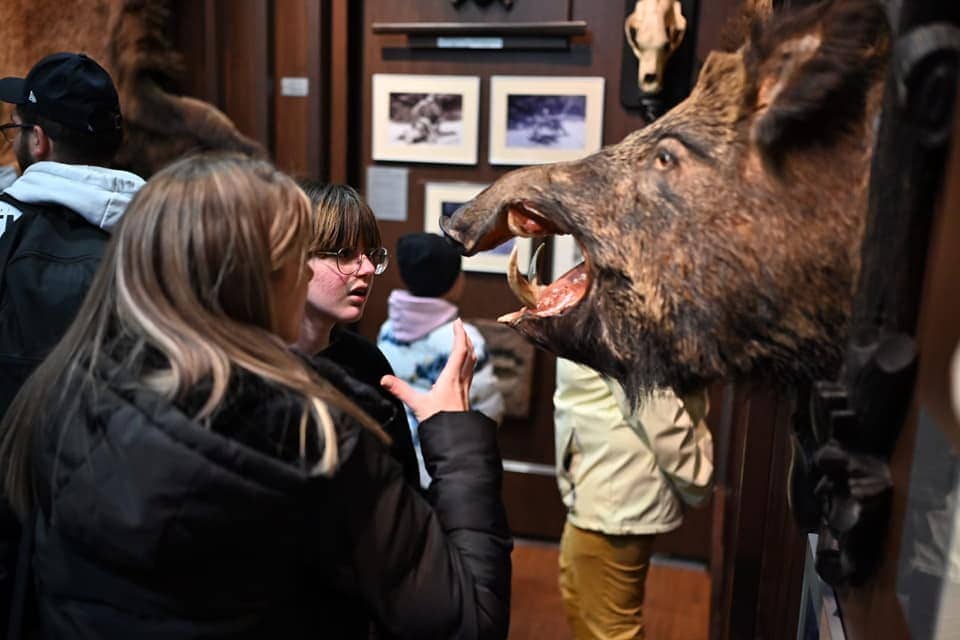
xmin=292 ymin=182 xmax=420 ymax=489
xmin=0 ymin=154 xmax=510 ymax=639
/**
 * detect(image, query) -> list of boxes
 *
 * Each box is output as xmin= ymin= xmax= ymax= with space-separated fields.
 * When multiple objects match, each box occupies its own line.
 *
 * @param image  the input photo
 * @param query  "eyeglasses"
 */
xmin=313 ymin=247 xmax=389 ymax=276
xmin=0 ymin=122 xmax=33 ymax=144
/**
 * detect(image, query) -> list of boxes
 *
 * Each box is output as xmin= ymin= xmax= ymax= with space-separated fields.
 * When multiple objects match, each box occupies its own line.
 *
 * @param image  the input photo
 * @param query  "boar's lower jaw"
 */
xmin=501 ymin=242 xmax=590 ymax=323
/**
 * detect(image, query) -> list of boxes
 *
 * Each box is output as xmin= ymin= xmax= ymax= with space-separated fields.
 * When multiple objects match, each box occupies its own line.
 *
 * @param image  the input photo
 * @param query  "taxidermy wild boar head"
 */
xmin=625 ymin=0 xmax=688 ymax=94
xmin=441 ymin=0 xmax=889 ymax=403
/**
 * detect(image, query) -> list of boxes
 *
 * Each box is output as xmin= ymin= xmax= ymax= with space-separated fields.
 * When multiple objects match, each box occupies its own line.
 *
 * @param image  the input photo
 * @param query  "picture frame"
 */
xmin=372 ymin=74 xmax=481 ymax=165
xmin=488 ymin=75 xmax=605 ymax=166
xmin=467 ymin=318 xmax=537 ymax=419
xmin=423 ymin=181 xmax=532 ymax=274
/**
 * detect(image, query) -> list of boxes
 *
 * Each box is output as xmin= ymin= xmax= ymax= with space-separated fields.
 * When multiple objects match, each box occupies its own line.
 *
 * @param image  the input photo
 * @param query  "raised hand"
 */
xmin=380 ymin=318 xmax=477 ymax=423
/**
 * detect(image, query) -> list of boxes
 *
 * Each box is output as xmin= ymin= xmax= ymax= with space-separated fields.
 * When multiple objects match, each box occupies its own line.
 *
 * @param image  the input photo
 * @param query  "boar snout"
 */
xmin=440 ymin=162 xmax=589 ymax=254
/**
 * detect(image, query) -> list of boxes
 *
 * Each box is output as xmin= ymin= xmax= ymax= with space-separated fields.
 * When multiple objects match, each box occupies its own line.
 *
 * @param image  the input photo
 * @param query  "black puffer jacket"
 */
xmin=30 ymin=359 xmax=512 ymax=639
xmin=313 ymin=327 xmax=420 ymax=489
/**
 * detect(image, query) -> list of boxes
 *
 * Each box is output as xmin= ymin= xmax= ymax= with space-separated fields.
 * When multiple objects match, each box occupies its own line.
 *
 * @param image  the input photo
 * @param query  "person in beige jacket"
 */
xmin=554 ymin=358 xmax=714 ymax=640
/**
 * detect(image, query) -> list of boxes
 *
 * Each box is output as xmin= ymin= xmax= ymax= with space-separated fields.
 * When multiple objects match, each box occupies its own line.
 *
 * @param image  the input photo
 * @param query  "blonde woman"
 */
xmin=0 ymin=154 xmax=511 ymax=639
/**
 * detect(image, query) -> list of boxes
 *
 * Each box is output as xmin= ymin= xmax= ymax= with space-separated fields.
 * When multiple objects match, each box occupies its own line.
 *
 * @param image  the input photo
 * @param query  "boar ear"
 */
xmin=747 ymin=0 xmax=889 ymax=164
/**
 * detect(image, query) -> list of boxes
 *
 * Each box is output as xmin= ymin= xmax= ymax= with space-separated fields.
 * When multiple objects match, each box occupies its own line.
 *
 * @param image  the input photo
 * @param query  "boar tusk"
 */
xmin=528 ymin=242 xmax=546 ymax=286
xmin=507 ymin=244 xmax=540 ymax=309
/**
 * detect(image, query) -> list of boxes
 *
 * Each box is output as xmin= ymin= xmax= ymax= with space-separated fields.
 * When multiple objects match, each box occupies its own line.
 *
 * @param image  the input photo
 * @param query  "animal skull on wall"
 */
xmin=624 ymin=0 xmax=688 ymax=94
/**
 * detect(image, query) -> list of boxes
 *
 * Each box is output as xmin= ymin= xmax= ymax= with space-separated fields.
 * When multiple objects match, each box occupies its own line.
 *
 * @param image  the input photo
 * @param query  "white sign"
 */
xmin=366 ymin=166 xmax=409 ymax=222
xmin=280 ymin=77 xmax=309 ymax=97
xmin=436 ymin=37 xmax=504 ymax=49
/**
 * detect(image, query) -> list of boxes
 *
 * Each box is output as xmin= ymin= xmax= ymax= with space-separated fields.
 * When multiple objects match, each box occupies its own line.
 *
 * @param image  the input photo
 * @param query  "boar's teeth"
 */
xmin=507 ymin=244 xmax=540 ymax=309
xmin=528 ymin=242 xmax=546 ymax=286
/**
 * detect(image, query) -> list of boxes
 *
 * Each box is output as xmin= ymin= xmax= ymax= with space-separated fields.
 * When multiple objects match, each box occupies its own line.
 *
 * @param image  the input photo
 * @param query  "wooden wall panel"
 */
xmin=273 ymin=0 xmax=323 ymax=177
xmin=328 ymin=0 xmax=353 ymax=184
xmin=220 ymin=0 xmax=271 ymax=150
xmin=710 ymin=387 xmax=805 ymax=640
xmin=172 ymin=0 xmax=220 ymax=105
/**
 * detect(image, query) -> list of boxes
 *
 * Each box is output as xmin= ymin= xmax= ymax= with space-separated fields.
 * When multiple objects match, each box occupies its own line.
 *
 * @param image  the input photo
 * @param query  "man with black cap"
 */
xmin=0 ymin=51 xmax=144 ymax=638
xmin=0 ymin=52 xmax=145 ymax=413
xmin=378 ymin=232 xmax=504 ymax=488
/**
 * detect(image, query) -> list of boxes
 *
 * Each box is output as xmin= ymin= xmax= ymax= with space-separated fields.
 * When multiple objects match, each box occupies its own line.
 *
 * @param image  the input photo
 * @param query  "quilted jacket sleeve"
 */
xmin=329 ymin=410 xmax=512 ymax=640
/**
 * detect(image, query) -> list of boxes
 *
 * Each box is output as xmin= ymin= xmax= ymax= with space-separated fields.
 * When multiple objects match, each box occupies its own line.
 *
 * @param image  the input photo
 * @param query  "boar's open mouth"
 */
xmin=469 ymin=200 xmax=592 ymax=326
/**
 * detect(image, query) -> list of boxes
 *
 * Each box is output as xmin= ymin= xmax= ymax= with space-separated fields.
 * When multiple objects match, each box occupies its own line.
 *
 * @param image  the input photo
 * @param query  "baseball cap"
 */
xmin=0 ymin=52 xmax=122 ymax=135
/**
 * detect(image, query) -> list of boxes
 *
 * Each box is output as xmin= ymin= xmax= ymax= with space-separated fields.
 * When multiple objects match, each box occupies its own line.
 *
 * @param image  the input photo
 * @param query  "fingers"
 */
xmin=381 ymin=374 xmax=419 ymax=411
xmin=460 ymin=325 xmax=476 ymax=377
xmin=384 ymin=320 xmax=478 ymax=423
xmin=453 ymin=320 xmax=477 ymax=407
xmin=444 ymin=319 xmax=471 ymax=379
xmin=460 ymin=346 xmax=476 ymax=407
xmin=461 ymin=320 xmax=474 ymax=353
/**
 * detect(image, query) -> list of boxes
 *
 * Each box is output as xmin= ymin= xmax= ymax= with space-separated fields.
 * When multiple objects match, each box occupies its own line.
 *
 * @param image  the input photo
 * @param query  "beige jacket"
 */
xmin=554 ymin=359 xmax=714 ymax=535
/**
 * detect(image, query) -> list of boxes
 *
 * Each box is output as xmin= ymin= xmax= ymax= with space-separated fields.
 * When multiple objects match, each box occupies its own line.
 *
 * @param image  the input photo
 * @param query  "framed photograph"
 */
xmin=468 ymin=318 xmax=537 ymax=419
xmin=488 ymin=75 xmax=605 ymax=166
xmin=423 ymin=182 xmax=532 ymax=274
xmin=372 ymin=74 xmax=480 ymax=165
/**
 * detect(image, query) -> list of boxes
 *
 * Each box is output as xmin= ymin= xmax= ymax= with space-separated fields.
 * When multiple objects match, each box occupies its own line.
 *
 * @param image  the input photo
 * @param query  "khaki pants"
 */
xmin=558 ymin=521 xmax=655 ymax=640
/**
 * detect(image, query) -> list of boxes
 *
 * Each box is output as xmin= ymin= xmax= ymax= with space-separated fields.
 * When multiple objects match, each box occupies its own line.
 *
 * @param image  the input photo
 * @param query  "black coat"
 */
xmin=0 ymin=195 xmax=111 ymax=636
xmin=0 ymin=194 xmax=109 ymax=419
xmin=29 ymin=357 xmax=512 ymax=639
xmin=313 ymin=327 xmax=420 ymax=489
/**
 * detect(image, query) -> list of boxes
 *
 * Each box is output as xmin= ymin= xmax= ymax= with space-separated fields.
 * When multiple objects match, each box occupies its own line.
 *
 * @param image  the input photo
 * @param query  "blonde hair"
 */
xmin=0 ymin=153 xmax=382 ymax=517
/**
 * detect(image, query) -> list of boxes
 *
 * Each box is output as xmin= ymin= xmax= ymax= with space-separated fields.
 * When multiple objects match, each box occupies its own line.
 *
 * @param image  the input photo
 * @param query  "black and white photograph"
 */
xmin=506 ymin=95 xmax=587 ymax=150
xmin=489 ymin=76 xmax=605 ymax=166
xmin=372 ymin=74 xmax=480 ymax=165
xmin=390 ymin=93 xmax=463 ymax=146
xmin=425 ymin=182 xmax=531 ymax=273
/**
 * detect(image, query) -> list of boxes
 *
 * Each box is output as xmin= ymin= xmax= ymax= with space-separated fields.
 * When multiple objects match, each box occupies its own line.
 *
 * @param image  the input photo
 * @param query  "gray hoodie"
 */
xmin=0 ymin=161 xmax=145 ymax=236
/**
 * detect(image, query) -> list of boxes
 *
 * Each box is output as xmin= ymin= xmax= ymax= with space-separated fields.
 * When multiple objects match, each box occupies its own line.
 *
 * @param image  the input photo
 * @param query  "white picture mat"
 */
xmin=423 ymin=181 xmax=532 ymax=274
xmin=488 ymin=75 xmax=605 ymax=166
xmin=372 ymin=74 xmax=480 ymax=165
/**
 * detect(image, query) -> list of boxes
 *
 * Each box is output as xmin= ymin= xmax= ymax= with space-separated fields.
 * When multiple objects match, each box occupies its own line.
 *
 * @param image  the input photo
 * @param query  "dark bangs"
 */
xmin=300 ymin=182 xmax=383 ymax=251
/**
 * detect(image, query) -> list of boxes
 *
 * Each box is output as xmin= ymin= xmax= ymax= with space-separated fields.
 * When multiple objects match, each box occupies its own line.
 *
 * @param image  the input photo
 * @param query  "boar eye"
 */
xmin=654 ymin=148 xmax=677 ymax=170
